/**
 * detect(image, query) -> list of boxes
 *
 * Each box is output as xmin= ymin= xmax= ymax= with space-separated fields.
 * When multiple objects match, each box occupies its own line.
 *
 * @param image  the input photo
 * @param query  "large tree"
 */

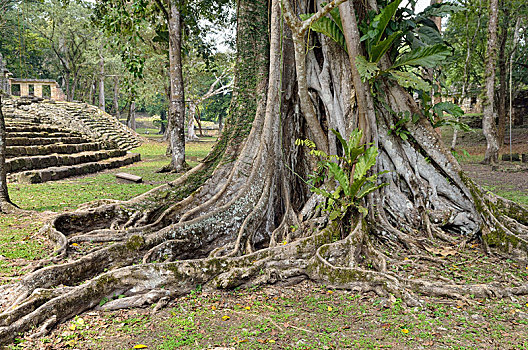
xmin=1 ymin=0 xmax=528 ymax=344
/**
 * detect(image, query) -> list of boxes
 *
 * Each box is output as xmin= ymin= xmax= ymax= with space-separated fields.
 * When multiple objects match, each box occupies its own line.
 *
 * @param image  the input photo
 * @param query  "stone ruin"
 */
xmin=0 ymin=53 xmax=144 ymax=183
xmin=1 ymin=96 xmax=142 ymax=183
xmin=8 ymin=78 xmax=67 ymax=101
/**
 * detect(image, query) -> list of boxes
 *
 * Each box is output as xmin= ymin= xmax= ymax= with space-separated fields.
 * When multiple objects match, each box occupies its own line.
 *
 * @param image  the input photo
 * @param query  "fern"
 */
xmin=297 ymin=129 xmax=387 ymax=220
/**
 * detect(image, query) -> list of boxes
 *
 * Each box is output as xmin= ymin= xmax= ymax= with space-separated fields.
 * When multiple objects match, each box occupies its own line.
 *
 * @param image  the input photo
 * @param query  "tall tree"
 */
xmin=2 ymin=0 xmax=528 ymax=344
xmin=0 ymin=95 xmax=15 ymax=213
xmin=482 ymin=0 xmax=500 ymax=164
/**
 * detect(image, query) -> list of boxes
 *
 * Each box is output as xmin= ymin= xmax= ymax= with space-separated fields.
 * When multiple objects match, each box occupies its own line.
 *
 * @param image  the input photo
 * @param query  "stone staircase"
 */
xmin=2 ymin=97 xmax=142 ymax=184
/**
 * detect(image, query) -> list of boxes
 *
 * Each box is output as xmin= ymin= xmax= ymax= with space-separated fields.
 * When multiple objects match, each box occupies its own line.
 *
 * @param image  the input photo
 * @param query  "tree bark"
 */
xmin=166 ymin=0 xmax=186 ymax=172
xmin=482 ymin=0 xmax=500 ymax=165
xmin=451 ymin=0 xmax=482 ymax=151
xmin=98 ymin=50 xmax=105 ymax=112
xmin=113 ymin=76 xmax=120 ymax=119
xmin=497 ymin=5 xmax=509 ymax=146
xmin=0 ymin=95 xmax=14 ymax=212
xmin=127 ymin=100 xmax=136 ymax=131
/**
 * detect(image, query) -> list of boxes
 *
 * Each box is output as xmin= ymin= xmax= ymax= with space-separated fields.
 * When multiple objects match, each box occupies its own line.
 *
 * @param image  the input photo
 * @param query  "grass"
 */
xmin=6 ymin=140 xmax=215 ymax=212
xmin=0 ymin=139 xmax=215 ymax=283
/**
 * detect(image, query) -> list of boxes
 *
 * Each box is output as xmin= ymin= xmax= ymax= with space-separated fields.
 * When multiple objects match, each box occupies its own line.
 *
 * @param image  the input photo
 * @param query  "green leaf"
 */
xmin=357 ymin=182 xmax=388 ymax=199
xmin=371 ymin=0 xmax=403 ymax=47
xmin=390 ymin=44 xmax=451 ymax=69
xmin=358 ymin=205 xmax=369 ymax=217
xmin=356 ymin=55 xmax=380 ymax=82
xmin=370 ymin=31 xmax=402 ymax=63
xmin=329 ymin=7 xmax=343 ymax=32
xmin=354 ymin=146 xmax=378 ymax=181
xmin=389 ymin=70 xmax=431 ymax=91
xmin=327 ymin=162 xmax=350 ymax=197
xmin=301 ymin=15 xmax=347 ymax=52
xmin=349 ymin=177 xmax=367 ymax=199
xmin=419 ymin=3 xmax=462 ymax=18
xmin=416 ymin=26 xmax=443 ymax=45
xmin=331 ymin=129 xmax=349 ymax=157
xmin=432 ymin=101 xmax=464 ymax=117
xmin=329 ymin=210 xmax=341 ymax=221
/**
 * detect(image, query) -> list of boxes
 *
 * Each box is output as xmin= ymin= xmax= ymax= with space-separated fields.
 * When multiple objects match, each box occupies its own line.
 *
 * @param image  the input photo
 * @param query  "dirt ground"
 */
xmin=10 ymin=279 xmax=528 ymax=350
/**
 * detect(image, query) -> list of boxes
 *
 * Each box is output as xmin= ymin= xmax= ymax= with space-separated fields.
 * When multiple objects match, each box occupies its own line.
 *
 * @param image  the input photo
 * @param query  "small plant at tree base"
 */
xmin=296 ymin=129 xmax=388 ymax=231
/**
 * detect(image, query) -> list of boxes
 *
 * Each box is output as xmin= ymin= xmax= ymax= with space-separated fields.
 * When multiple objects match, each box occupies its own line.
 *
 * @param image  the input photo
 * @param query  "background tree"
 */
xmin=481 ymin=0 xmax=499 ymax=164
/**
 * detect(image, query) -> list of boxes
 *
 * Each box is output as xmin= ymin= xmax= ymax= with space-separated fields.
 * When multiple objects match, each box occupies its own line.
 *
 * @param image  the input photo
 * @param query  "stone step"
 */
xmin=6 ymin=136 xmax=90 ymax=146
xmin=7 ymin=131 xmax=82 ymax=138
xmin=10 ymin=153 xmax=141 ymax=183
xmin=6 ymin=142 xmax=105 ymax=157
xmin=6 ymin=125 xmax=66 ymax=134
xmin=6 ymin=149 xmax=127 ymax=173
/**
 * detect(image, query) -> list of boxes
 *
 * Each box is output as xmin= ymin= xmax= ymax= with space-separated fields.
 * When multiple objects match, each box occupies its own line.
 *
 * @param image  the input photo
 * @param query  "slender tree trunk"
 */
xmin=451 ymin=1 xmax=482 ymax=150
xmin=482 ymin=0 xmax=500 ymax=165
xmin=64 ymin=71 xmax=72 ymax=102
xmin=0 ymin=95 xmax=13 ymax=212
xmin=99 ymin=51 xmax=105 ymax=112
xmin=339 ymin=1 xmax=378 ymax=144
xmin=166 ymin=0 xmax=186 ymax=172
xmin=497 ymin=5 xmax=509 ymax=146
xmin=113 ymin=76 xmax=120 ymax=119
xmin=187 ymin=103 xmax=198 ymax=141
xmin=127 ymin=101 xmax=136 ymax=131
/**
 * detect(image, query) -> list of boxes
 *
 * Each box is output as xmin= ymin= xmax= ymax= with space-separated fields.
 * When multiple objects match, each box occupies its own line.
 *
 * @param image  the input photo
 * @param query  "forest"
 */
xmin=0 ymin=0 xmax=528 ymax=348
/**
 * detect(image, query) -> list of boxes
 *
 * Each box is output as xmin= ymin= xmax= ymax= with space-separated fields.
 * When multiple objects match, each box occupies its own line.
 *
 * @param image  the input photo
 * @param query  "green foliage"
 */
xmin=361 ymin=0 xmax=402 ymax=63
xmin=390 ymin=44 xmax=451 ymax=69
xmin=355 ymin=56 xmax=380 ymax=82
xmin=301 ymin=13 xmax=347 ymax=52
xmin=389 ymin=70 xmax=431 ymax=91
xmin=296 ymin=129 xmax=387 ymax=221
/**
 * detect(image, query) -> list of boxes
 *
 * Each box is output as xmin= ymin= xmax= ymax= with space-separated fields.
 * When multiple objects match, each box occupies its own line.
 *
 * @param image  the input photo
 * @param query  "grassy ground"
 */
xmin=0 ymin=138 xmax=216 ymax=285
xmin=9 ymin=281 xmax=528 ymax=349
xmin=2 ymin=126 xmax=528 ymax=349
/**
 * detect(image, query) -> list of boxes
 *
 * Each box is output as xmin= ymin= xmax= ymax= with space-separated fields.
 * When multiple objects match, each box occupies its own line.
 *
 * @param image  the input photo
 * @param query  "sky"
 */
xmin=414 ymin=0 xmax=432 ymax=13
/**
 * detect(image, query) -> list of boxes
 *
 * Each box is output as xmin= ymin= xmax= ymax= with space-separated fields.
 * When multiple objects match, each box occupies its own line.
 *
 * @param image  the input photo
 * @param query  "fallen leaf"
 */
xmin=425 ymin=246 xmax=457 ymax=257
xmin=133 ymin=345 xmax=148 ymax=349
xmin=222 ymin=315 xmax=230 ymax=321
xmin=244 ymin=306 xmax=251 ymax=310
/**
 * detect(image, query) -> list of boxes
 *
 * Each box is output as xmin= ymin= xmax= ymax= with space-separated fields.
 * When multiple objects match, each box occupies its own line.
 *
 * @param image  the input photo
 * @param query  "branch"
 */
xmin=153 ymin=0 xmax=170 ymax=23
xmin=281 ymin=0 xmax=348 ymax=35
xmin=300 ymin=0 xmax=348 ymax=34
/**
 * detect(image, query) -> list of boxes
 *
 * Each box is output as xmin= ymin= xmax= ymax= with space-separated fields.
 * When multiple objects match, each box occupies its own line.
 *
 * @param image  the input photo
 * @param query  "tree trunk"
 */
xmin=166 ymin=0 xmax=186 ymax=172
xmin=0 ymin=95 xmax=14 ymax=212
xmin=2 ymin=0 xmax=528 ymax=345
xmin=482 ymin=0 xmax=500 ymax=165
xmin=98 ymin=51 xmax=105 ymax=112
xmin=64 ymin=71 xmax=72 ymax=102
xmin=451 ymin=2 xmax=482 ymax=151
xmin=496 ymin=5 xmax=509 ymax=146
xmin=127 ymin=100 xmax=136 ymax=131
xmin=187 ymin=103 xmax=198 ymax=141
xmin=113 ymin=76 xmax=120 ymax=119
